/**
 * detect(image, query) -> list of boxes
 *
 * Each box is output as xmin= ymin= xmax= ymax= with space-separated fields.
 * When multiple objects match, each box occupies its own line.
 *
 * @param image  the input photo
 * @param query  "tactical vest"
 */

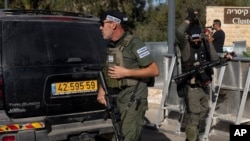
xmin=181 ymin=42 xmax=207 ymax=71
xmin=189 ymin=46 xmax=206 ymax=64
xmin=103 ymin=34 xmax=138 ymax=88
xmin=181 ymin=42 xmax=213 ymax=85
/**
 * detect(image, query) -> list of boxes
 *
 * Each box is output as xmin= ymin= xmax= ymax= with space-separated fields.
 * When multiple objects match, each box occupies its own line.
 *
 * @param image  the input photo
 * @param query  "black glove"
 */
xmin=185 ymin=8 xmax=197 ymax=24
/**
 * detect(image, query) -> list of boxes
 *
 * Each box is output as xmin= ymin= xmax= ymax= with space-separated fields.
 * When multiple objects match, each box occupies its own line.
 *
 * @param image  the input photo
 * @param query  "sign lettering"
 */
xmin=224 ymin=8 xmax=250 ymax=24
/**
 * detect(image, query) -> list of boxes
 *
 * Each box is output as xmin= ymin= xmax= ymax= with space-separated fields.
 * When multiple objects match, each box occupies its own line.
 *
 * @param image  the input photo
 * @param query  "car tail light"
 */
xmin=2 ymin=136 xmax=15 ymax=141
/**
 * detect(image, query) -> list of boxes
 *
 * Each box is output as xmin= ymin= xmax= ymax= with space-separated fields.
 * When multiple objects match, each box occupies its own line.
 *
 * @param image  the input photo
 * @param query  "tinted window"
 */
xmin=2 ymin=20 xmax=106 ymax=66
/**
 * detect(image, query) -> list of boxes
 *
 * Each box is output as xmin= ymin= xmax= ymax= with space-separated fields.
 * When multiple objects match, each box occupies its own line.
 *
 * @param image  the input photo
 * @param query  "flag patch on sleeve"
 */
xmin=137 ymin=46 xmax=150 ymax=58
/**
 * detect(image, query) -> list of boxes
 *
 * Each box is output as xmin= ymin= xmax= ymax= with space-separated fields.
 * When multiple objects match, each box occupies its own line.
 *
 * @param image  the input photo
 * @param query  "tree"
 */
xmin=134 ymin=2 xmax=167 ymax=41
xmin=4 ymin=0 xmax=250 ymax=41
xmin=7 ymin=0 xmax=42 ymax=9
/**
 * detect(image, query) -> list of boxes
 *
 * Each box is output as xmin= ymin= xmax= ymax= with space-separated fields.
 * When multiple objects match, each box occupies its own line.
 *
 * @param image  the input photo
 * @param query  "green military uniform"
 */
xmin=105 ymin=32 xmax=155 ymax=141
xmin=176 ymin=22 xmax=219 ymax=141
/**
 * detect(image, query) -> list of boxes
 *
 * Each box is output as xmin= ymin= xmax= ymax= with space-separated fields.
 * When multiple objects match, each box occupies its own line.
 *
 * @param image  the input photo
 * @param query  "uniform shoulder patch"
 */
xmin=137 ymin=46 xmax=150 ymax=58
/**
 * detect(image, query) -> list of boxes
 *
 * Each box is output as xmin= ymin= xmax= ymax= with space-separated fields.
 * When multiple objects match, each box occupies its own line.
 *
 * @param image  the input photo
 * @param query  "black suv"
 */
xmin=0 ymin=10 xmax=112 ymax=141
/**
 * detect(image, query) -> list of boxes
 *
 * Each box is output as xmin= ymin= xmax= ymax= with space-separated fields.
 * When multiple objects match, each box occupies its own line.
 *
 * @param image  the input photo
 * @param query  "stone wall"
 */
xmin=206 ymin=6 xmax=250 ymax=48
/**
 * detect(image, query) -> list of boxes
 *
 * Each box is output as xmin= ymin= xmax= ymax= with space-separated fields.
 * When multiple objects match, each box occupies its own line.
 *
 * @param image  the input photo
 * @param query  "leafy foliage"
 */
xmin=0 ymin=0 xmax=249 ymax=41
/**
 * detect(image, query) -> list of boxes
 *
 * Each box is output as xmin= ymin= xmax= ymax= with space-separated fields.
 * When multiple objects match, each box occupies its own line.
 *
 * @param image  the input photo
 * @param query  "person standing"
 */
xmin=209 ymin=19 xmax=225 ymax=53
xmin=176 ymin=8 xmax=220 ymax=141
xmin=97 ymin=10 xmax=159 ymax=141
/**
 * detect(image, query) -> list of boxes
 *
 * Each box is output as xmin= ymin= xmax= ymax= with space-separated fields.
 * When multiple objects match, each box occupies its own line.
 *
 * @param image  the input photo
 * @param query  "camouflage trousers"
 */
xmin=185 ymin=86 xmax=210 ymax=141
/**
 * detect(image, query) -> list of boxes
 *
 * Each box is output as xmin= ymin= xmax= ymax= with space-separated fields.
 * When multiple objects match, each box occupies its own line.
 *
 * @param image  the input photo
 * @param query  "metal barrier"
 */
xmin=155 ymin=54 xmax=177 ymax=129
xmin=145 ymin=42 xmax=250 ymax=140
xmin=146 ymin=42 xmax=168 ymax=88
xmin=203 ymin=65 xmax=226 ymax=140
xmin=154 ymin=54 xmax=250 ymax=140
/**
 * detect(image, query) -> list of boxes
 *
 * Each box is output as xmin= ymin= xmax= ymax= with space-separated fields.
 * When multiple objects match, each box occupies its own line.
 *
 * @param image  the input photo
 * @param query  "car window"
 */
xmin=2 ymin=21 xmax=48 ymax=66
xmin=2 ymin=20 xmax=106 ymax=66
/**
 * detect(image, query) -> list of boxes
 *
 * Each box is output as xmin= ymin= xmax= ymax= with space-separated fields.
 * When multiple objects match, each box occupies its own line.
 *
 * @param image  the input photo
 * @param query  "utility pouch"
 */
xmin=177 ymin=81 xmax=188 ymax=97
xmin=147 ymin=77 xmax=155 ymax=87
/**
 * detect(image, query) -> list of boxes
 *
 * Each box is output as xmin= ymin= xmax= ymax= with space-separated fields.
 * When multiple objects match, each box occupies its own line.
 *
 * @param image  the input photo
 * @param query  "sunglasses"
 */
xmin=100 ymin=21 xmax=113 ymax=27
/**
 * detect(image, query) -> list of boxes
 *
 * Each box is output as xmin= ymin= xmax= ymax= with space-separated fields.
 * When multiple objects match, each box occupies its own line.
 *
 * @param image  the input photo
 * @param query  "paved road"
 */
xmin=143 ymin=107 xmax=229 ymax=141
xmin=96 ymin=107 xmax=229 ymax=141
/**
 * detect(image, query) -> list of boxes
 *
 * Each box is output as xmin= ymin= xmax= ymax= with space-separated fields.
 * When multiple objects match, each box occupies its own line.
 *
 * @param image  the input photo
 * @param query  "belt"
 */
xmin=108 ymin=88 xmax=122 ymax=94
xmin=120 ymin=85 xmax=128 ymax=90
xmin=189 ymin=84 xmax=200 ymax=88
xmin=108 ymin=86 xmax=128 ymax=94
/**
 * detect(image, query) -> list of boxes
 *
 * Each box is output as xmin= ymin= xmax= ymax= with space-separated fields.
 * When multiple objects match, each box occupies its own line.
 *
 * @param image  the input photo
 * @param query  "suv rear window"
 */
xmin=2 ymin=20 xmax=106 ymax=66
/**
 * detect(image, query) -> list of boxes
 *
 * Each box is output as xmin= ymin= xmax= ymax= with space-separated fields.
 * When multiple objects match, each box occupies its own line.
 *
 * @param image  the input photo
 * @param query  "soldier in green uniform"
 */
xmin=97 ymin=10 xmax=159 ymax=141
xmin=176 ymin=8 xmax=219 ymax=141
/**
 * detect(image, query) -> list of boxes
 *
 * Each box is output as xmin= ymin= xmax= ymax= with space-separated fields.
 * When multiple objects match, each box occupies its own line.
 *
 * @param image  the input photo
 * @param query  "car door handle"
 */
xmin=67 ymin=58 xmax=82 ymax=63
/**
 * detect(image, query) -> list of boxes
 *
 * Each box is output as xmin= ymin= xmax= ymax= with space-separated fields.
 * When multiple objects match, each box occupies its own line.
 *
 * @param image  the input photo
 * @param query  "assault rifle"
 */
xmin=173 ymin=58 xmax=228 ymax=84
xmin=99 ymin=72 xmax=124 ymax=141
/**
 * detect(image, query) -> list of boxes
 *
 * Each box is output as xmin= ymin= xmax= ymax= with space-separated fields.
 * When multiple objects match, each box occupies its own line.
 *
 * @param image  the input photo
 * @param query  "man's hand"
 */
xmin=222 ymin=51 xmax=236 ymax=60
xmin=97 ymin=87 xmax=107 ymax=106
xmin=225 ymin=54 xmax=233 ymax=60
xmin=108 ymin=65 xmax=128 ymax=79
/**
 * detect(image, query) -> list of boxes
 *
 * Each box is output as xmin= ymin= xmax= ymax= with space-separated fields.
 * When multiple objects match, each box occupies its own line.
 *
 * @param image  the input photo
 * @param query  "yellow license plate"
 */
xmin=51 ymin=80 xmax=98 ymax=95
